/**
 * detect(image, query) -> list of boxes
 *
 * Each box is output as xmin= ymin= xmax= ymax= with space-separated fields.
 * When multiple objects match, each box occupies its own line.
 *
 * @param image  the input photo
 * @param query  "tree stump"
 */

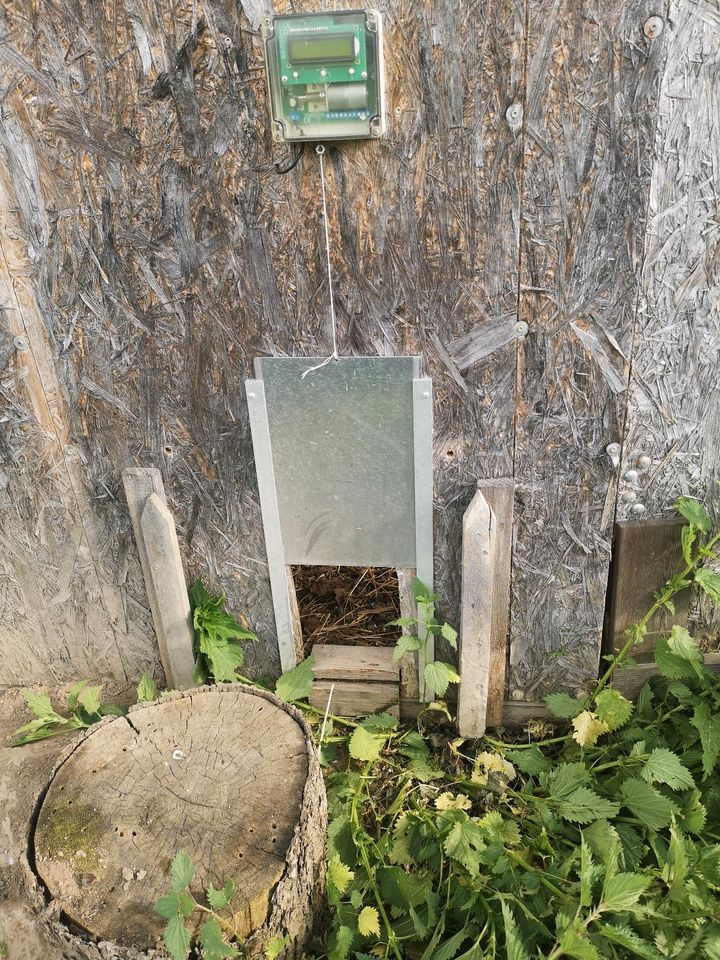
xmin=30 ymin=685 xmax=327 ymax=958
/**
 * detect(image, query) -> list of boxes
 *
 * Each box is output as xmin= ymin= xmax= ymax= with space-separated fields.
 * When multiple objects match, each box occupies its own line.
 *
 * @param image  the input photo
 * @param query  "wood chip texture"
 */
xmin=0 ymin=0 xmax=717 ymax=702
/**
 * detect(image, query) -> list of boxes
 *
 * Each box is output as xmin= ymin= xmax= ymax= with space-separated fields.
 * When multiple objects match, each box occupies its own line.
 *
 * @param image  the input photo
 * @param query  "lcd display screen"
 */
xmin=288 ymin=33 xmax=356 ymax=63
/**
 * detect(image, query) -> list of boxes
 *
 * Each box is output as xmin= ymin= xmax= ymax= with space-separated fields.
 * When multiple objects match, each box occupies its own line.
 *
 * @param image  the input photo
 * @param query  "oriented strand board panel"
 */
xmin=0 ymin=0 xmax=523 ymax=682
xmin=618 ymin=0 xmax=720 ymax=640
xmin=606 ymin=519 xmax=690 ymax=659
xmin=510 ymin=0 xmax=667 ymax=699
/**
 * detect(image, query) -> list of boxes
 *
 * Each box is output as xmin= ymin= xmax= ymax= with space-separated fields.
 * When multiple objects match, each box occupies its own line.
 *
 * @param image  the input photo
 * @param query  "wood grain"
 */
xmin=32 ymin=686 xmax=325 ymax=956
xmin=311 ymin=643 xmax=399 ymax=683
xmin=510 ymin=0 xmax=668 ymax=698
xmin=605 ymin=518 xmax=690 ymax=659
xmin=618 ymin=0 xmax=720 ymax=640
xmin=457 ymin=489 xmax=495 ymax=737
xmin=478 ymin=479 xmax=514 ymax=726
xmin=309 ymin=680 xmax=399 ymax=717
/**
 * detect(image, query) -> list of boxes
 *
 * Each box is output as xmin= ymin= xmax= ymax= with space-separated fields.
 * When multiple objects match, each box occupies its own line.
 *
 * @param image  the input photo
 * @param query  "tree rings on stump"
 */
xmin=31 ymin=685 xmax=327 ymax=957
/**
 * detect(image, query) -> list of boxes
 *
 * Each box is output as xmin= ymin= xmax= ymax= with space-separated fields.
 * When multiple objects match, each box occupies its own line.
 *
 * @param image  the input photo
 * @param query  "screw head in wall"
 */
xmin=13 ymin=335 xmax=29 ymax=352
xmin=623 ymin=469 xmax=639 ymax=483
xmin=644 ymin=15 xmax=664 ymax=39
xmin=606 ymin=442 xmax=621 ymax=457
xmin=511 ymin=688 xmax=524 ymax=701
xmin=631 ymin=503 xmax=647 ymax=517
xmin=506 ymin=103 xmax=523 ymax=124
xmin=516 ymin=321 xmax=529 ymax=337
xmin=637 ymin=454 xmax=652 ymax=470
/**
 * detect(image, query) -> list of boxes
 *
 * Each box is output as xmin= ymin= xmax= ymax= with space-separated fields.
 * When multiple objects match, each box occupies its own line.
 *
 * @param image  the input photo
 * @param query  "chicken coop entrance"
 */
xmin=246 ymin=356 xmax=434 ymax=699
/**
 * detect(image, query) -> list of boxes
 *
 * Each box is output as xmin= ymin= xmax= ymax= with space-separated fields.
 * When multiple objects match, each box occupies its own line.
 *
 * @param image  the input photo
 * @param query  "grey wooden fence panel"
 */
xmin=510 ymin=0 xmax=668 ymax=699
xmin=0 ymin=0 xmax=524 ymax=682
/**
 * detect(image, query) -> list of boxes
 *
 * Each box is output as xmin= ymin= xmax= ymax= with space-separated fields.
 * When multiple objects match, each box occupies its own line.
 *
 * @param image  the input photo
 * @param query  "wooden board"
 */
xmin=510 ymin=0 xmax=667 ymax=699
xmin=309 ymin=681 xmax=399 ymax=718
xmin=618 ymin=0 xmax=720 ymax=641
xmin=605 ymin=518 xmax=690 ymax=659
xmin=311 ymin=643 xmax=399 ymax=683
xmin=457 ymin=490 xmax=495 ymax=737
xmin=478 ymin=480 xmax=514 ymax=726
xmin=32 ymin=687 xmax=324 ymax=951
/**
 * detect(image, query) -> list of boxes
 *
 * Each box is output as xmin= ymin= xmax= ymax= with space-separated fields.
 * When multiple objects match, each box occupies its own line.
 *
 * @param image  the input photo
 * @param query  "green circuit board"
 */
xmin=262 ymin=10 xmax=385 ymax=143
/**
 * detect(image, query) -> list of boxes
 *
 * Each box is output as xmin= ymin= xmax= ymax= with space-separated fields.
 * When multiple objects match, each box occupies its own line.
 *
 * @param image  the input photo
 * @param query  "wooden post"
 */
xmin=122 ymin=468 xmax=195 ymax=689
xmin=478 ymin=479 xmax=514 ymax=727
xmin=458 ymin=489 xmax=496 ymax=737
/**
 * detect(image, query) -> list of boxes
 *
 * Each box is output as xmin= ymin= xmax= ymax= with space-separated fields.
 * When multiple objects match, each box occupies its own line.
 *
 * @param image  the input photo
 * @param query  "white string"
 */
xmin=302 ymin=144 xmax=339 ymax=379
xmin=318 ymin=682 xmax=335 ymax=746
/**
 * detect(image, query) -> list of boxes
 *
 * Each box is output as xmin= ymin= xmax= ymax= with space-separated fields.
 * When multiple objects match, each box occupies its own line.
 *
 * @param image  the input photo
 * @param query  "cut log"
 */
xmin=31 ymin=685 xmax=326 ymax=959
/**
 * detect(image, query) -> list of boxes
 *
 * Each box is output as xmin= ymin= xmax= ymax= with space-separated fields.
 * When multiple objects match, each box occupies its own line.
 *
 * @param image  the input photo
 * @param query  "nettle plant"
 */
xmin=321 ymin=498 xmax=720 ymax=960
xmin=388 ymin=578 xmax=461 ymax=700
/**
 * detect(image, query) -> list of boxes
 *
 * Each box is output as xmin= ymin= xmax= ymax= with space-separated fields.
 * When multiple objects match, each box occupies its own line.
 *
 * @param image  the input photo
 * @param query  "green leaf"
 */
xmin=558 ymin=924 xmax=601 ymax=960
xmin=501 ymin=901 xmax=530 ymax=960
xmin=675 ymin=497 xmax=711 ymax=533
xmin=542 ymin=762 xmax=592 ymax=800
xmin=655 ymin=632 xmax=702 ymax=681
xmin=681 ymin=524 xmax=697 ymax=565
xmin=199 ymin=917 xmax=239 ymax=958
xmin=170 ymin=851 xmax=195 ymax=891
xmin=557 ymin=787 xmax=620 ymax=824
xmin=544 ymin=692 xmax=585 ymax=719
xmin=155 ymin=892 xmax=183 ymax=920
xmin=423 ymin=661 xmax=460 ymax=698
xmin=696 ymin=568 xmax=720 ymax=604
xmin=690 ymin=702 xmax=720 ymax=778
xmin=348 ymin=726 xmax=383 ymax=763
xmin=136 ymin=673 xmax=158 ymax=702
xmin=329 ymin=925 xmax=353 ymax=960
xmin=620 ymin=778 xmax=675 ymax=831
xmin=357 ymin=906 xmax=380 ymax=938
xmin=412 ymin=577 xmax=436 ymax=603
xmin=662 ymin=818 xmax=688 ymax=900
xmin=163 ymin=914 xmax=191 ymax=960
xmin=207 ymin=878 xmax=235 ymax=911
xmin=580 ymin=837 xmax=596 ymax=908
xmin=361 ymin=712 xmax=398 ymax=732
xmin=66 ymin=681 xmax=90 ymax=710
xmin=265 ymin=935 xmax=290 ymax=959
xmin=597 ymin=924 xmax=661 ymax=959
xmin=327 ymin=854 xmax=355 ymax=899
xmin=392 ymin=634 xmax=422 ymax=662
xmin=440 ymin=622 xmax=458 ymax=648
xmin=203 ymin=640 xmax=246 ymax=683
xmin=22 ymin=691 xmax=55 ymax=719
xmin=275 ymin=655 xmax=314 ymax=703
xmin=642 ymin=748 xmax=695 ymax=791
xmin=595 ymin=689 xmax=633 ymax=731
xmin=599 ymin=872 xmax=651 ymax=914
xmin=505 ymin=746 xmax=550 ymax=776
xmin=443 ymin=817 xmax=485 ymax=875
xmin=76 ymin=684 xmax=103 ymax=716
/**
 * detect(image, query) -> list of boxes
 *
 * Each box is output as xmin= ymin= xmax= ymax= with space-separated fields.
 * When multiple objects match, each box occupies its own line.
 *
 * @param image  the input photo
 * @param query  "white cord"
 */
xmin=319 ymin=681 xmax=335 ymax=745
xmin=302 ymin=144 xmax=339 ymax=379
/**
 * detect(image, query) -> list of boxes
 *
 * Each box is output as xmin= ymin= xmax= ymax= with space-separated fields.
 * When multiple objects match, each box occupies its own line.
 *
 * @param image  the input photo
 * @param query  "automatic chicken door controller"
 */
xmin=262 ymin=10 xmax=386 ymax=143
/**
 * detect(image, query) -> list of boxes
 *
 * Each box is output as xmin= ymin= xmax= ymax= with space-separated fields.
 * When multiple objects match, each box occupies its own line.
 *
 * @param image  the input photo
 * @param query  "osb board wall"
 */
xmin=0 ymin=0 xmax=717 ymax=696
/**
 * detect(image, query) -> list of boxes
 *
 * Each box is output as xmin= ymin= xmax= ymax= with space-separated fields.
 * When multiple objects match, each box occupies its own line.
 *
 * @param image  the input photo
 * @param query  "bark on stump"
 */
xmin=30 ymin=685 xmax=327 ymax=959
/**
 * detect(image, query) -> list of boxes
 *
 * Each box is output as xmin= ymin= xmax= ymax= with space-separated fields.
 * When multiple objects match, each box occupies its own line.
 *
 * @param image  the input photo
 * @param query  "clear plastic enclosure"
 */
xmin=262 ymin=10 xmax=386 ymax=143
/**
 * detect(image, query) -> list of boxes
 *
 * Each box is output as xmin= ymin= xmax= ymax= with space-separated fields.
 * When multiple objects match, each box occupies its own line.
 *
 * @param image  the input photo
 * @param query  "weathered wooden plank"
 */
xmin=311 ymin=643 xmax=399 ymax=683
xmin=605 ymin=518 xmax=690 ymax=659
xmin=309 ymin=680 xmax=399 ymax=717
xmin=478 ymin=479 xmax=514 ymax=726
xmin=510 ymin=0 xmax=668 ymax=698
xmin=458 ymin=490 xmax=495 ymax=737
xmin=139 ymin=492 xmax=196 ymax=688
xmin=618 ymin=0 xmax=720 ymax=644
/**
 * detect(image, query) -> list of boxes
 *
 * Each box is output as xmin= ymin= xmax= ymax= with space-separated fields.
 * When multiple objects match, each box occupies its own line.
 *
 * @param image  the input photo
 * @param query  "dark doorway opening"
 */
xmin=290 ymin=566 xmax=402 ymax=659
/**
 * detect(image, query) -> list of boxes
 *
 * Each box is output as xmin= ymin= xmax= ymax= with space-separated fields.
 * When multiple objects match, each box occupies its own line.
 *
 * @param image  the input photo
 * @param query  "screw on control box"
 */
xmin=262 ymin=10 xmax=386 ymax=143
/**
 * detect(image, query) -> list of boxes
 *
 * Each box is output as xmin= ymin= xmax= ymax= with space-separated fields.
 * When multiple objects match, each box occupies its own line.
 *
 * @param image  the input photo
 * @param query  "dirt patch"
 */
xmin=292 ymin=566 xmax=402 ymax=658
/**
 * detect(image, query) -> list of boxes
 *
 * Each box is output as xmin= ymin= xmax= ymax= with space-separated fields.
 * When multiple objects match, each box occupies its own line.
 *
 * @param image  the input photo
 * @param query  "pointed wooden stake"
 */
xmin=122 ymin=468 xmax=195 ymax=689
xmin=457 ymin=489 xmax=496 ymax=737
